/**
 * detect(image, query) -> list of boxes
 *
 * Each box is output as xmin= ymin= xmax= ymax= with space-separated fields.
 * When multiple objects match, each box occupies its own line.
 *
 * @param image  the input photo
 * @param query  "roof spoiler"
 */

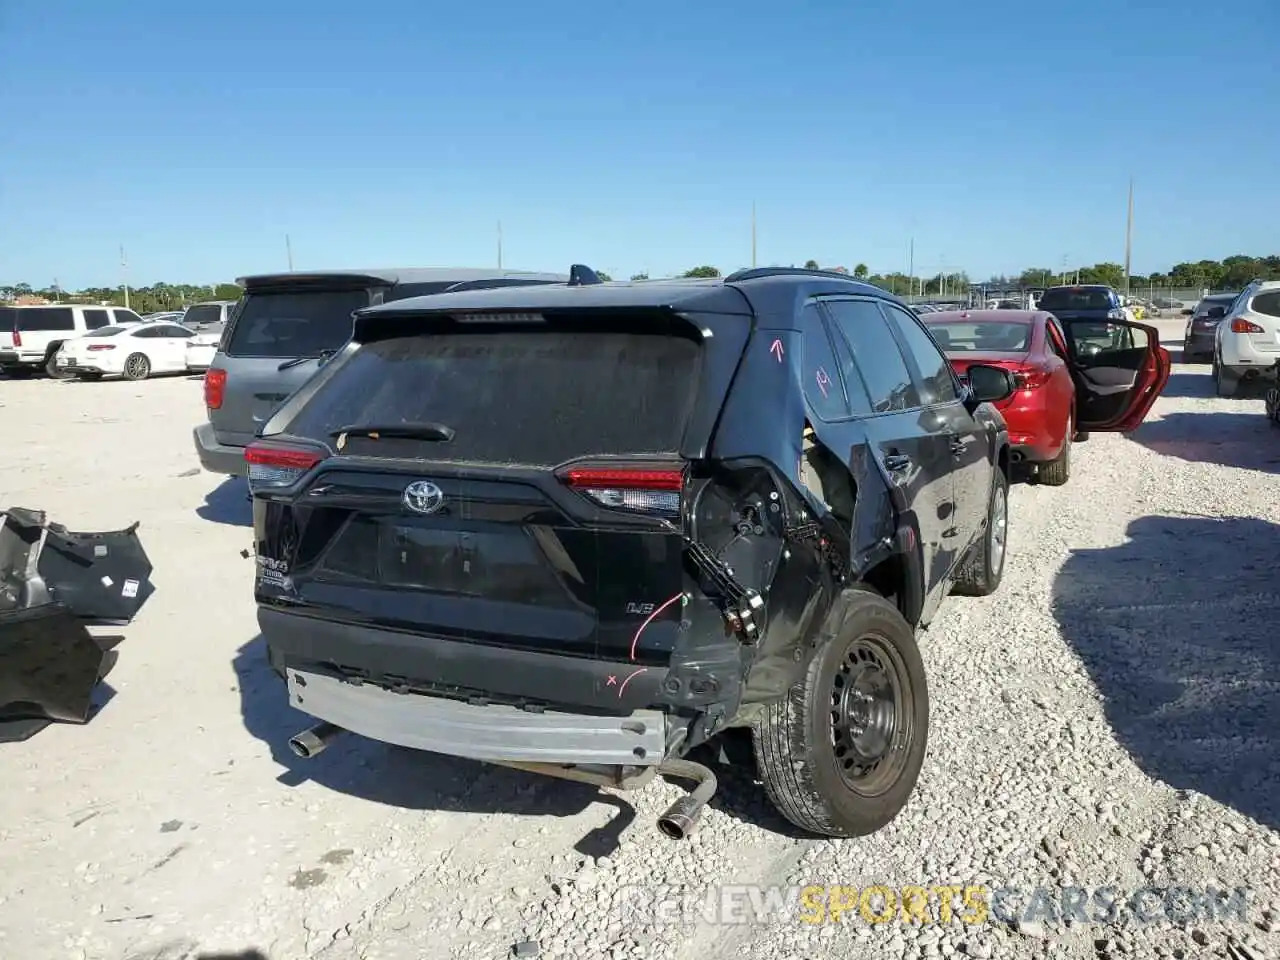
xmin=568 ymin=264 xmax=604 ymax=286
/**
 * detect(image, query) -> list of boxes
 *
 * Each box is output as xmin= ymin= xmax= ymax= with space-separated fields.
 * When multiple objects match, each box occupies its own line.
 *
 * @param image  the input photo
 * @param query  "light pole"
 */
xmin=120 ymin=245 xmax=130 ymax=309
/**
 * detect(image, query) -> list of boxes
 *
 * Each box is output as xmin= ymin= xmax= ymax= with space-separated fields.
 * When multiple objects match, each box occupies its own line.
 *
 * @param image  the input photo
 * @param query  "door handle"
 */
xmin=883 ymin=454 xmax=912 ymax=473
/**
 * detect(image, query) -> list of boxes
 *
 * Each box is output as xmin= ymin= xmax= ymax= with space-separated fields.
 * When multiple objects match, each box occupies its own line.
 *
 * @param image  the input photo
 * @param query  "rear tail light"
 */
xmin=244 ymin=440 xmax=328 ymax=490
xmin=204 ymin=367 xmax=227 ymax=409
xmin=12 ymin=331 xmax=21 ymax=347
xmin=557 ymin=465 xmax=683 ymax=516
xmin=87 ymin=344 xmax=115 ymax=352
xmin=1013 ymin=365 xmax=1053 ymax=389
xmin=1230 ymin=318 xmax=1265 ymax=334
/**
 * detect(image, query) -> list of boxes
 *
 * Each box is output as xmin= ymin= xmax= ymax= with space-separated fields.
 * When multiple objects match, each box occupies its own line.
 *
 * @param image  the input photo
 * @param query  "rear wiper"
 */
xmin=278 ymin=349 xmax=336 ymax=371
xmin=330 ymin=422 xmax=456 ymax=443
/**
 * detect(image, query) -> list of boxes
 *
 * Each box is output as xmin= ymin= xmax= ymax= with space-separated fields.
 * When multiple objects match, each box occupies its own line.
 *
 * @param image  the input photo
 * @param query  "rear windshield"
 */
xmin=183 ymin=304 xmax=224 ymax=328
xmin=84 ymin=326 xmax=126 ymax=337
xmin=284 ymin=329 xmax=701 ymax=466
xmin=1036 ymin=288 xmax=1114 ymax=311
xmin=925 ymin=321 xmax=1032 ymax=352
xmin=224 ymin=289 xmax=370 ymax=358
xmin=1196 ymin=298 xmax=1235 ymax=316
xmin=5 ymin=307 xmax=76 ymax=331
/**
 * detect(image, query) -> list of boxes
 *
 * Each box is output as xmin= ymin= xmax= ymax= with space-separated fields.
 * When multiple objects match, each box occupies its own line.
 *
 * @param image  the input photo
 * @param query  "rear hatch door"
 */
xmin=209 ymin=281 xmax=378 ymax=448
xmin=254 ymin=308 xmax=749 ymax=666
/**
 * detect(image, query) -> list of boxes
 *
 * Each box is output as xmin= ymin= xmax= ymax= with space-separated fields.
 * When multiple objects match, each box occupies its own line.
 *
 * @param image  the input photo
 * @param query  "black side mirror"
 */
xmin=965 ymin=363 xmax=1017 ymax=403
xmin=1206 ymin=306 xmax=1227 ymax=319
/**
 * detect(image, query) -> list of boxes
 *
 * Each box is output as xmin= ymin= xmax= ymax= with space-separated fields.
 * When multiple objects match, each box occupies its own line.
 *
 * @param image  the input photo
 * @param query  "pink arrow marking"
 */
xmin=770 ymin=339 xmax=784 ymax=363
xmin=816 ymin=367 xmax=831 ymax=398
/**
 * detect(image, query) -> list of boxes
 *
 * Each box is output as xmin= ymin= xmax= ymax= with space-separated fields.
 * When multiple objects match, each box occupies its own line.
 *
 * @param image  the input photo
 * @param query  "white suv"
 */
xmin=0 ymin=304 xmax=147 ymax=378
xmin=1213 ymin=279 xmax=1280 ymax=397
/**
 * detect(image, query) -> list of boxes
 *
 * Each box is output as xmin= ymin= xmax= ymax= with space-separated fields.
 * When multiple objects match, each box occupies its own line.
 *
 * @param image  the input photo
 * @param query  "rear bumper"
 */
xmin=260 ymin=605 xmax=672 ymax=713
xmin=285 ymin=666 xmax=668 ymax=765
xmin=994 ymin=397 xmax=1062 ymax=463
xmin=262 ymin=605 xmax=675 ymax=764
xmin=1219 ymin=332 xmax=1280 ymax=369
xmin=0 ymin=350 xmax=43 ymax=369
xmin=193 ymin=422 xmax=247 ymax=475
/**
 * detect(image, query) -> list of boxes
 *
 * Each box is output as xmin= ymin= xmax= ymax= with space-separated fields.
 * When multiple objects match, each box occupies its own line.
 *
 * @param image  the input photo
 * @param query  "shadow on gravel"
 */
xmin=233 ymin=636 xmax=626 ymax=850
xmin=197 ymin=477 xmax=253 ymax=527
xmin=1053 ymin=514 xmax=1280 ymax=831
xmin=1126 ymin=409 xmax=1280 ymax=474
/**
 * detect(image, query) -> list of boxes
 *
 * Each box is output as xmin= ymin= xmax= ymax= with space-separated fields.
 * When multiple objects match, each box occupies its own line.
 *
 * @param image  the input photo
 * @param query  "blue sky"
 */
xmin=2 ymin=0 xmax=1277 ymax=288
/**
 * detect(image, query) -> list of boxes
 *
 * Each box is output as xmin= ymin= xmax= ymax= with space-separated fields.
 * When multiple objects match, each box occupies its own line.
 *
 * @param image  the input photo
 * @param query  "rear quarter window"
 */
xmin=283 ymin=327 xmax=702 ymax=466
xmin=1251 ymin=292 xmax=1280 ymax=319
xmin=16 ymin=308 xmax=76 ymax=332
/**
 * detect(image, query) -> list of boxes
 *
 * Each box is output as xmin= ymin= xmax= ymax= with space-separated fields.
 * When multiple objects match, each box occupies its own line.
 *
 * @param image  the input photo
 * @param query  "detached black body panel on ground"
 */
xmin=0 ymin=508 xmax=155 ymax=742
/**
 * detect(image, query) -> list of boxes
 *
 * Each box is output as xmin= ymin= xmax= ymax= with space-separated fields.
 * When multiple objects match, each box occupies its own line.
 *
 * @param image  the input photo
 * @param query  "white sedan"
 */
xmin=183 ymin=321 xmax=225 ymax=372
xmin=56 ymin=322 xmax=200 ymax=381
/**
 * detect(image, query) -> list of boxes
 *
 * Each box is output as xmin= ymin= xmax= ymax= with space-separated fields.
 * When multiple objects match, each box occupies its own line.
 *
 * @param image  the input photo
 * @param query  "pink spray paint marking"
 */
xmin=629 ymin=592 xmax=683 ymax=661
xmin=815 ymin=367 xmax=831 ymax=398
xmin=769 ymin=339 xmax=785 ymax=363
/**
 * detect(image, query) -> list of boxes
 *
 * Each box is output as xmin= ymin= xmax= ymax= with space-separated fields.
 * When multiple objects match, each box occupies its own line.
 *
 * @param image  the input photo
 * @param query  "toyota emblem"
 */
xmin=402 ymin=480 xmax=445 ymax=515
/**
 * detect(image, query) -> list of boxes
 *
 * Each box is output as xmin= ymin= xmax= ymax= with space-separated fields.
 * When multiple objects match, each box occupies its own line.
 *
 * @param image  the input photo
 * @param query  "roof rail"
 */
xmin=723 ymin=267 xmax=863 ymax=283
xmin=568 ymin=264 xmax=604 ymax=286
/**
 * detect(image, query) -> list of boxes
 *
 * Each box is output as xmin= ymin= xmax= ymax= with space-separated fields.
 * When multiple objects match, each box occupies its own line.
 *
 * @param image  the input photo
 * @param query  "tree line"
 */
xmin=5 ymin=254 xmax=1278 ymax=308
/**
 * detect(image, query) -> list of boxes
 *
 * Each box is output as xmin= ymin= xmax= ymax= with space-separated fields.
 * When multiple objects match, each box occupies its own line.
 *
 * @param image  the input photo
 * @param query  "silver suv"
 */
xmin=193 ymin=268 xmax=569 ymax=475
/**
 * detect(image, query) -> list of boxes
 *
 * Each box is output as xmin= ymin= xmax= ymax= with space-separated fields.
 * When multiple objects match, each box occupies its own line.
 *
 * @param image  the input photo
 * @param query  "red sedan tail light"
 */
xmin=1013 ymin=365 xmax=1053 ymax=389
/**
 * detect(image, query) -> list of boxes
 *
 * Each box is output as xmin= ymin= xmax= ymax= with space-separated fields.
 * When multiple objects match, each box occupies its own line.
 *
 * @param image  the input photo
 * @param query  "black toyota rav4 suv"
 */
xmin=247 ymin=266 xmax=1017 ymax=840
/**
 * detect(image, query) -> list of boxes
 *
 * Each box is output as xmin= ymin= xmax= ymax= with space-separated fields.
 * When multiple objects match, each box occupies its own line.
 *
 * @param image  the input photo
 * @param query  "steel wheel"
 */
xmin=123 ymin=353 xmax=151 ymax=381
xmin=829 ymin=633 xmax=915 ymax=797
xmin=989 ymin=479 xmax=1008 ymax=575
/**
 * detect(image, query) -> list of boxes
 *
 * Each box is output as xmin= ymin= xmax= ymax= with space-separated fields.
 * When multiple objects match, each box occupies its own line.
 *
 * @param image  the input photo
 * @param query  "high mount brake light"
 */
xmin=204 ymin=368 xmax=227 ymax=409
xmin=244 ymin=441 xmax=328 ymax=490
xmin=1231 ymin=318 xmax=1265 ymax=334
xmin=557 ymin=466 xmax=683 ymax=516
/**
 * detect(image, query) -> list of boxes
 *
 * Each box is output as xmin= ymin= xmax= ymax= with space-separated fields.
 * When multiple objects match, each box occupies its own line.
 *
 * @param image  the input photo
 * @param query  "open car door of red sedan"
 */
xmin=1056 ymin=318 xmax=1171 ymax=432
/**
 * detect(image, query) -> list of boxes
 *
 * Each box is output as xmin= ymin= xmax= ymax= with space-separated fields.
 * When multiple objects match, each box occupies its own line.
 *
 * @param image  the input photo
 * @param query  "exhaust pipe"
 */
xmin=288 ymin=721 xmax=344 ymax=759
xmin=655 ymin=758 xmax=718 ymax=840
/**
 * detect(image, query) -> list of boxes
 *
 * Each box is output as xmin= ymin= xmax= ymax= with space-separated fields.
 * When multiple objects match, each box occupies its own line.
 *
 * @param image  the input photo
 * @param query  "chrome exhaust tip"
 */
xmin=288 ymin=721 xmax=344 ymax=759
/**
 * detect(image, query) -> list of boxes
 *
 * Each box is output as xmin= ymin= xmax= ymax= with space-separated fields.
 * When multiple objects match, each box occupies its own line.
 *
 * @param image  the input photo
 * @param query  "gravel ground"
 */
xmin=1 ymin=343 xmax=1278 ymax=960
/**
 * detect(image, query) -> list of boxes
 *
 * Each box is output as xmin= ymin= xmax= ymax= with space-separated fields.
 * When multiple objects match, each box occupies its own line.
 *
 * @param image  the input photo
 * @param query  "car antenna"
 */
xmin=568 ymin=264 xmax=603 ymax=286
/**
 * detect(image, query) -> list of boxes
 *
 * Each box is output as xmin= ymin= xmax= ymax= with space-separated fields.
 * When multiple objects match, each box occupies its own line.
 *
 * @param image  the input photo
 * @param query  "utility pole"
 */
xmin=497 ymin=221 xmax=503 ymax=269
xmin=751 ymin=203 xmax=757 ymax=268
xmin=120 ymin=245 xmax=130 ymax=309
xmin=908 ymin=238 xmax=915 ymax=301
xmin=286 ymin=234 xmax=294 ymax=271
xmin=52 ymin=278 xmax=60 ymax=303
xmin=1123 ymin=178 xmax=1134 ymax=299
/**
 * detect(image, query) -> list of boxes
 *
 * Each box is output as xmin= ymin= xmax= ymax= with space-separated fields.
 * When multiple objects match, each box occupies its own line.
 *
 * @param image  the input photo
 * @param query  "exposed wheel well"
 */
xmin=997 ymin=443 xmax=1011 ymax=483
xmin=860 ymin=554 xmax=910 ymax=625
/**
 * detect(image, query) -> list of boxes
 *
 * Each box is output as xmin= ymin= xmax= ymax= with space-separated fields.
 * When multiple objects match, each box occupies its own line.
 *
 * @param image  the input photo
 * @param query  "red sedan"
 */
xmin=922 ymin=309 xmax=1170 ymax=485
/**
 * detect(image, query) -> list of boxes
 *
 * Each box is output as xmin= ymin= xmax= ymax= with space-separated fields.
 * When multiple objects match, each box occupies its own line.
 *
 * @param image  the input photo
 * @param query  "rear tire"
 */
xmin=1266 ymin=386 xmax=1280 ymax=426
xmin=752 ymin=587 xmax=928 ymax=838
xmin=951 ymin=468 xmax=1009 ymax=597
xmin=1036 ymin=414 xmax=1072 ymax=487
xmin=123 ymin=353 xmax=151 ymax=381
xmin=45 ymin=353 xmax=72 ymax=380
xmin=1214 ymin=356 xmax=1238 ymax=398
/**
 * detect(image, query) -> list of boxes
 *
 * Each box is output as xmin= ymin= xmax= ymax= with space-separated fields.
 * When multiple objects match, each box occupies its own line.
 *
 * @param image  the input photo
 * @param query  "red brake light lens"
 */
xmin=1230 ymin=318 xmax=1264 ymax=334
xmin=87 ymin=344 xmax=116 ymax=352
xmin=204 ymin=368 xmax=227 ymax=409
xmin=557 ymin=466 xmax=683 ymax=516
xmin=1014 ymin=366 xmax=1053 ymax=389
xmin=12 ymin=331 xmax=21 ymax=347
xmin=244 ymin=441 xmax=327 ymax=490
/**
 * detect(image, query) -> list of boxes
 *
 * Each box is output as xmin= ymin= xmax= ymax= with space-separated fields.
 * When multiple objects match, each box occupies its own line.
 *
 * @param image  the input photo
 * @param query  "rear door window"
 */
xmin=83 ymin=309 xmax=111 ymax=330
xmin=225 ymin=289 xmax=371 ymax=358
xmin=823 ymin=299 xmax=919 ymax=413
xmin=880 ymin=303 xmax=960 ymax=404
xmin=799 ymin=303 xmax=855 ymax=420
xmin=284 ymin=326 xmax=702 ymax=465
xmin=16 ymin=308 xmax=75 ymax=331
xmin=113 ymin=309 xmax=144 ymax=325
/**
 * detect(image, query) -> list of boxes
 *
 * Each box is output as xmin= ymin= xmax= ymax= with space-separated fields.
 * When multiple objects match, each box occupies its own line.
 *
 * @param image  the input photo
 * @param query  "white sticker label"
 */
xmin=101 ymin=576 xmax=114 ymax=588
xmin=122 ymin=579 xmax=140 ymax=598
xmin=94 ymin=545 xmax=108 ymax=557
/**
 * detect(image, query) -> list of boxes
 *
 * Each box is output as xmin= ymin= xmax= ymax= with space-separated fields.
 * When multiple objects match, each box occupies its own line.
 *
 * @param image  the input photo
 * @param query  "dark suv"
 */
xmin=245 ymin=267 xmax=1017 ymax=839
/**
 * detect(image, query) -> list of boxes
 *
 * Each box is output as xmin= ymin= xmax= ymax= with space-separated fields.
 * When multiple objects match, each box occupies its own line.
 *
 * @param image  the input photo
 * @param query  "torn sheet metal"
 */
xmin=0 ymin=508 xmax=154 ymax=742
